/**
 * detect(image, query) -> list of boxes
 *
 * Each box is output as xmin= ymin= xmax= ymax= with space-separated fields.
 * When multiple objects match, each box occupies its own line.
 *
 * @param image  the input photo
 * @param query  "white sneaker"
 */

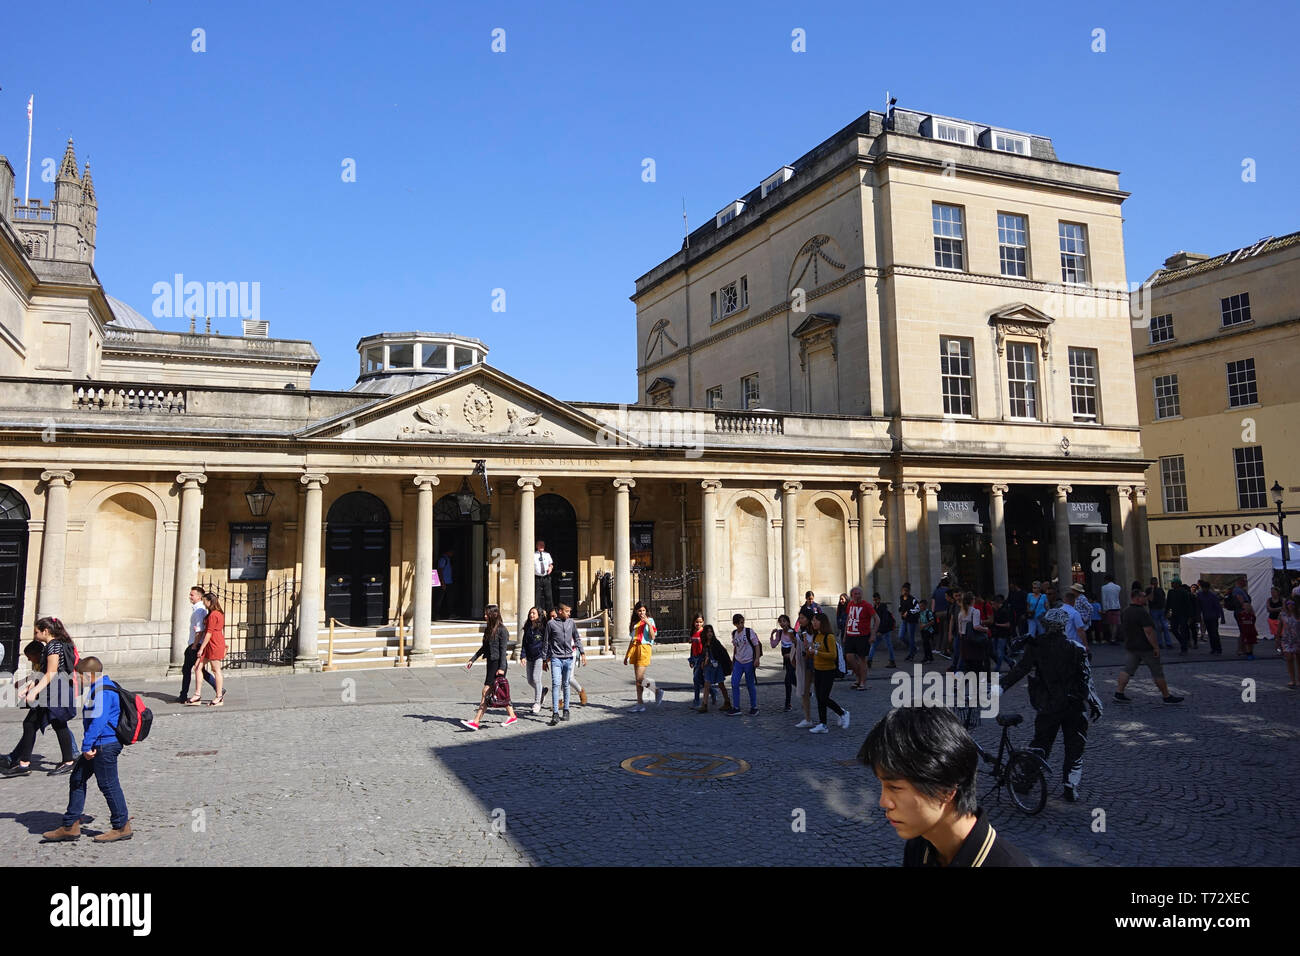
xmin=531 ymin=704 xmax=540 ymax=715
xmin=840 ymin=710 xmax=850 ymax=730
xmin=809 ymin=723 xmax=829 ymax=734
xmin=794 ymin=719 xmax=813 ymax=729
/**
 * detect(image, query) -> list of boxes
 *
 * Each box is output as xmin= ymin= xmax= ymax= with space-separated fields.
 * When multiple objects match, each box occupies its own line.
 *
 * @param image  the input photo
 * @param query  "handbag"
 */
xmin=488 ymin=673 xmax=511 ymax=707
xmin=431 ymin=568 xmax=442 ymax=588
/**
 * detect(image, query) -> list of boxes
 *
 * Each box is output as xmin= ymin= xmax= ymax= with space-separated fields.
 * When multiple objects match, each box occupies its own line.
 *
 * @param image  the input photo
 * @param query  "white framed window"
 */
xmin=1160 ymin=456 xmax=1188 ymax=514
xmin=742 ymin=374 xmax=760 ymax=410
xmin=997 ymin=213 xmax=1028 ymax=277
xmin=715 ymin=200 xmax=745 ymax=228
xmin=761 ymin=166 xmax=793 ymax=198
xmin=421 ymin=342 xmax=448 ymax=369
xmin=1226 ymin=358 xmax=1258 ymax=407
xmin=1059 ymin=222 xmax=1088 ymax=284
xmin=932 ymin=119 xmax=974 ymax=144
xmin=940 ymin=337 xmax=974 ymax=416
xmin=933 ymin=203 xmax=965 ymax=270
xmin=1153 ymin=374 xmax=1180 ymax=419
xmin=715 ymin=276 xmax=748 ymax=319
xmin=363 ymin=347 xmax=384 ymax=374
xmin=706 ymin=386 xmax=724 ymax=409
xmin=992 ymin=131 xmax=1029 ymax=154
xmin=1068 ymin=347 xmax=1099 ymax=422
xmin=1234 ymin=446 xmax=1267 ymax=509
xmin=1006 ymin=342 xmax=1039 ymax=419
xmin=388 ymin=343 xmax=414 ymax=369
xmin=1148 ymin=313 xmax=1174 ymax=345
xmin=1220 ymin=292 xmax=1252 ymax=327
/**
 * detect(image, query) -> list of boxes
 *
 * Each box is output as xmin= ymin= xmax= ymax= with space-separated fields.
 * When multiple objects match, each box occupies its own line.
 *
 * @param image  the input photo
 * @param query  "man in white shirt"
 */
xmin=534 ymin=540 xmax=554 ymax=612
xmin=178 ymin=585 xmax=216 ymax=703
xmin=1061 ymin=587 xmax=1089 ymax=651
xmin=1100 ymin=574 xmax=1122 ymax=645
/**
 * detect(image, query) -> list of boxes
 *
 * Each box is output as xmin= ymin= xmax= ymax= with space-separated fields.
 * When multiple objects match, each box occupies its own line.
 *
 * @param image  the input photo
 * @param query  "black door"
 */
xmin=324 ymin=493 xmax=390 ymax=627
xmin=434 ymin=492 xmax=489 ymax=621
xmin=0 ymin=485 xmax=31 ymax=673
xmin=536 ymin=494 xmax=577 ymax=608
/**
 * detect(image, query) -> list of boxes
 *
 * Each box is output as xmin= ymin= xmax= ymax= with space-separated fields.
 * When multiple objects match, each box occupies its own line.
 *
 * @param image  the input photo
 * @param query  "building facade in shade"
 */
xmin=635 ymin=107 xmax=1151 ymax=601
xmin=0 ymin=111 xmax=1151 ymax=675
xmin=1130 ymin=232 xmax=1300 ymax=585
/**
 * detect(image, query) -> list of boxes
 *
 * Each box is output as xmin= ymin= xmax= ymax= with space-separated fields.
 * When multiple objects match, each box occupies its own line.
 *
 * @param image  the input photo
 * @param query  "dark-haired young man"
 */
xmin=858 ymin=707 xmax=1031 ymax=867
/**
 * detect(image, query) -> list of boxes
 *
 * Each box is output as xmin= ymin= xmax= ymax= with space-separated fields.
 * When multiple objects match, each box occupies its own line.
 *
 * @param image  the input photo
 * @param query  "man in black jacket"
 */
xmin=1165 ymin=577 xmax=1196 ymax=655
xmin=1000 ymin=607 xmax=1102 ymax=803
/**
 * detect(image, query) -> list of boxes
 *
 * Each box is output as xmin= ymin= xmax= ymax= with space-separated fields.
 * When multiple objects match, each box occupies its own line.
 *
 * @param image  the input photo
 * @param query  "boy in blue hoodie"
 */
xmin=41 ymin=656 xmax=132 ymax=843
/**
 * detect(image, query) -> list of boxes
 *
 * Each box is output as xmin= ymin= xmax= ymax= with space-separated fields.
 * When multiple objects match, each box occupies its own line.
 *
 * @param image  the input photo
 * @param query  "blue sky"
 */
xmin=5 ymin=0 xmax=1296 ymax=400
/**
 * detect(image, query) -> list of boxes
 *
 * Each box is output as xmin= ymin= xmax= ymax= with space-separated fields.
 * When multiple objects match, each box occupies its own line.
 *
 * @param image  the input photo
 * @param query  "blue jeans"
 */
xmin=1150 ymin=609 xmax=1174 ymax=648
xmin=549 ymin=658 xmax=573 ymax=711
xmin=900 ymin=620 xmax=917 ymax=658
xmin=63 ymin=740 xmax=128 ymax=830
xmin=731 ymin=661 xmax=756 ymax=710
xmin=869 ymin=629 xmax=896 ymax=663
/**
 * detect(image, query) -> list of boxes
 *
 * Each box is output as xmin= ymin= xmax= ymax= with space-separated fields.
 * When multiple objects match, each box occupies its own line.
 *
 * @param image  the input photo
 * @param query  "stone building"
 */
xmin=1130 ymin=232 xmax=1299 ymax=583
xmin=0 ymin=109 xmax=1153 ymax=675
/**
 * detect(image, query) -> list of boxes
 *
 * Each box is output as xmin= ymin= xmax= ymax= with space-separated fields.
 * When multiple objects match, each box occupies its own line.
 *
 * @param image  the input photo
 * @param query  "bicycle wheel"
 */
xmin=1005 ymin=752 xmax=1047 ymax=815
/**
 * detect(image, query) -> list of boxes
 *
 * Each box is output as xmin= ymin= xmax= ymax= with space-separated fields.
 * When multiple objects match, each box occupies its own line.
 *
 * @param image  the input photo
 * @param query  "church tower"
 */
xmin=51 ymin=138 xmax=92 ymax=262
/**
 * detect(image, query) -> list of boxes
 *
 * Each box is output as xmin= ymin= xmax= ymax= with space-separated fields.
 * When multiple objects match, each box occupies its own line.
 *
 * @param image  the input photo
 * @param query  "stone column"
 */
xmin=613 ymin=478 xmax=635 ymax=640
xmin=989 ymin=484 xmax=1010 ymax=597
xmin=1054 ymin=483 xmax=1073 ymax=590
xmin=410 ymin=475 xmax=439 ymax=658
xmin=1110 ymin=485 xmax=1133 ymax=592
xmin=295 ymin=473 xmax=329 ymax=670
xmin=781 ymin=481 xmax=802 ymax=615
xmin=877 ymin=481 xmax=894 ymax=600
xmin=169 ymin=472 xmax=207 ymax=671
xmin=1132 ymin=485 xmax=1150 ymax=584
xmin=857 ymin=482 xmax=878 ymax=592
xmin=701 ymin=480 xmax=722 ymax=632
xmin=899 ymin=483 xmax=920 ymax=594
xmin=36 ymin=470 xmax=74 ymax=619
xmin=517 ymin=477 xmax=540 ymax=637
xmin=922 ymin=483 xmax=942 ymax=591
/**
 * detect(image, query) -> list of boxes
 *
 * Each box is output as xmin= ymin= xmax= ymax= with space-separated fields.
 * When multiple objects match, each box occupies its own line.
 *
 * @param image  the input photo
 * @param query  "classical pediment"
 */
xmin=987 ymin=303 xmax=1055 ymax=356
xmin=299 ymin=364 xmax=637 ymax=447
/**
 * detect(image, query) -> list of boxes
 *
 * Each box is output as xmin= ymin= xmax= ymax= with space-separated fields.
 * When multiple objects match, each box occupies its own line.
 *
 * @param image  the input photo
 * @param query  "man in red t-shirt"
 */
xmin=843 ymin=586 xmax=878 ymax=690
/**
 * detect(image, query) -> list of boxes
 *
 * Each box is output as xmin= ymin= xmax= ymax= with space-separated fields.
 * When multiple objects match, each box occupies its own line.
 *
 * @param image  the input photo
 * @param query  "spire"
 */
xmin=81 ymin=162 xmax=96 ymax=204
xmin=56 ymin=138 xmax=80 ymax=182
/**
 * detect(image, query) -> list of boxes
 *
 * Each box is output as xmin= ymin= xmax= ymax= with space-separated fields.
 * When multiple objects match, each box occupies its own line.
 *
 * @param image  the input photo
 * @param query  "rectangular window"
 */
xmin=940 ymin=337 xmax=974 ymax=416
xmin=710 ymin=292 xmax=718 ymax=322
xmin=421 ymin=342 xmax=447 ymax=369
xmin=933 ymin=120 xmax=973 ymax=144
xmin=364 ymin=347 xmax=384 ymax=374
xmin=453 ymin=346 xmax=474 ymax=370
xmin=1160 ymin=456 xmax=1189 ymax=514
xmin=1148 ymin=313 xmax=1174 ymax=344
xmin=997 ymin=213 xmax=1028 ymax=277
xmin=1068 ymin=347 xmax=1099 ymax=422
xmin=706 ymin=386 xmax=723 ymax=409
xmin=1153 ymin=374 xmax=1180 ymax=419
xmin=1234 ymin=446 xmax=1267 ymax=509
xmin=1006 ymin=342 xmax=1038 ymax=419
xmin=742 ymin=374 xmax=760 ymax=410
xmin=1059 ymin=222 xmax=1088 ymax=284
xmin=993 ymin=132 xmax=1029 ymax=154
xmin=1226 ymin=357 xmax=1258 ymax=407
xmin=933 ymin=203 xmax=965 ymax=270
xmin=1221 ymin=292 xmax=1252 ymax=327
xmin=388 ymin=343 xmax=413 ymax=369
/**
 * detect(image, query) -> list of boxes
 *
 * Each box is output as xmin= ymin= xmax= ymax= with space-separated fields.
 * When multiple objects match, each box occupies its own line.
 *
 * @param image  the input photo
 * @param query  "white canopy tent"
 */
xmin=1179 ymin=529 xmax=1299 ymax=627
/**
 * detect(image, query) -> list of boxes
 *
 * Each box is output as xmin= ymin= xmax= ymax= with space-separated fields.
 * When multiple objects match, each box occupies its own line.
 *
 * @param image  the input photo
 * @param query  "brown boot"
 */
xmin=93 ymin=822 xmax=133 ymax=843
xmin=579 ymin=687 xmax=588 ymax=706
xmin=42 ymin=822 xmax=81 ymax=842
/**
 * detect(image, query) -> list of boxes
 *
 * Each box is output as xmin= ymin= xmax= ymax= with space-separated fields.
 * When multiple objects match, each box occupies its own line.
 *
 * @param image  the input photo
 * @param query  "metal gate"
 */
xmin=630 ymin=567 xmax=702 ymax=644
xmin=199 ymin=573 xmax=298 ymax=668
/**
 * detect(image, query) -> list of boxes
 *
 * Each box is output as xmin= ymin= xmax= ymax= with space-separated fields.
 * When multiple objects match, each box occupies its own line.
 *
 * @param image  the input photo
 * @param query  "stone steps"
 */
xmin=318 ymin=621 xmax=612 ymax=671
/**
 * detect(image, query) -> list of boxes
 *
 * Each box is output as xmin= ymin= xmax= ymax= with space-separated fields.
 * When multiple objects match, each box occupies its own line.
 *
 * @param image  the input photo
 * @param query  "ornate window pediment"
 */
xmin=988 ymin=302 xmax=1054 ymax=357
xmin=646 ymin=376 xmax=675 ymax=407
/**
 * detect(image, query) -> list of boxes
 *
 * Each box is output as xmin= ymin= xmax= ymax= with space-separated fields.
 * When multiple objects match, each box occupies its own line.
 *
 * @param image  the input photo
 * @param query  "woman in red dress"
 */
xmin=188 ymin=591 xmax=227 ymax=706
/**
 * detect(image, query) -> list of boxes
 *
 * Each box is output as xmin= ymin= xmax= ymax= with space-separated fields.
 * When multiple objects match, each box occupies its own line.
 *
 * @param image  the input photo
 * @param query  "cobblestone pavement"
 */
xmin=1 ymin=647 xmax=1296 ymax=866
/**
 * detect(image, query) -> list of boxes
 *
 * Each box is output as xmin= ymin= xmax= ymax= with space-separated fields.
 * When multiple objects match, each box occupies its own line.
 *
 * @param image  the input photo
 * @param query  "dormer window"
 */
xmin=716 ymin=200 xmax=746 ymax=228
xmin=930 ymin=119 xmax=974 ymax=145
xmin=991 ymin=131 xmax=1029 ymax=154
xmin=761 ymin=167 xmax=794 ymax=199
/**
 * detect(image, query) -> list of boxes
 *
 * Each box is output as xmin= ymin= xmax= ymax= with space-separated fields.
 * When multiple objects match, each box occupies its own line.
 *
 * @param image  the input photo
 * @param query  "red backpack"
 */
xmin=105 ymin=681 xmax=153 ymax=745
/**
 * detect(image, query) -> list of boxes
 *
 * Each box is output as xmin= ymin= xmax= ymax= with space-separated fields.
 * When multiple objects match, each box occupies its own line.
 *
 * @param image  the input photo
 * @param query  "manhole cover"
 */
xmin=620 ymin=752 xmax=750 ymax=779
xmin=176 ymin=750 xmax=218 ymax=757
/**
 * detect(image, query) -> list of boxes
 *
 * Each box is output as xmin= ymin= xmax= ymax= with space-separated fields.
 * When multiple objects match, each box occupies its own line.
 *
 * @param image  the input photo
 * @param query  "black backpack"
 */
xmin=106 ymin=682 xmax=153 ymax=746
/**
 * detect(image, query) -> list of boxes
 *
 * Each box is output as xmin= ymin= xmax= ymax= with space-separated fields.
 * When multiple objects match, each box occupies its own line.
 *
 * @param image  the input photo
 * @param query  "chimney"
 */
xmin=1163 ymin=251 xmax=1210 ymax=271
xmin=0 ymin=157 xmax=13 ymax=223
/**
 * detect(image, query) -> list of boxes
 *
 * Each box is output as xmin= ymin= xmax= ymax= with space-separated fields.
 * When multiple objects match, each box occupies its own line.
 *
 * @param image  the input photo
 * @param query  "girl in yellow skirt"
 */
xmin=625 ymin=601 xmax=662 ymax=712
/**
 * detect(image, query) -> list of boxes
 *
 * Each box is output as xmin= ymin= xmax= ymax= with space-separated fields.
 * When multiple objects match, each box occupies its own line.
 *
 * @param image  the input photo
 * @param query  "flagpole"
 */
xmin=24 ymin=95 xmax=33 ymax=205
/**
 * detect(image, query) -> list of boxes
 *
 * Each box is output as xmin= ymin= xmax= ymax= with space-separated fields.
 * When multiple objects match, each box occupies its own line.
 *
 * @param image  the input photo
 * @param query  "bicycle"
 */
xmin=973 ymin=712 xmax=1050 ymax=815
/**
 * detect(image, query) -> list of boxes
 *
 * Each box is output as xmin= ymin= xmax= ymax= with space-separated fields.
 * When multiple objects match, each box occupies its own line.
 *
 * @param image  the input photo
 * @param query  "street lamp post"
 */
xmin=1273 ymin=481 xmax=1288 ymax=571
